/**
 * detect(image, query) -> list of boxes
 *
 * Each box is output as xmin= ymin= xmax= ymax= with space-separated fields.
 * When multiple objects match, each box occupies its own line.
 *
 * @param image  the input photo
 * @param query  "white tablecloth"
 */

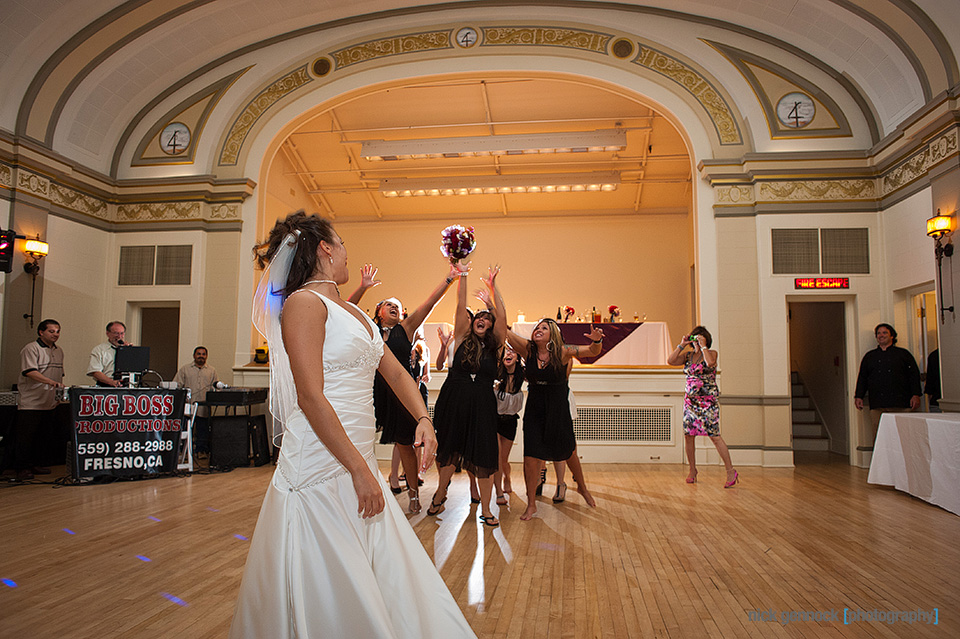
xmin=511 ymin=321 xmax=671 ymax=365
xmin=422 ymin=321 xmax=671 ymax=366
xmin=867 ymin=412 xmax=960 ymax=515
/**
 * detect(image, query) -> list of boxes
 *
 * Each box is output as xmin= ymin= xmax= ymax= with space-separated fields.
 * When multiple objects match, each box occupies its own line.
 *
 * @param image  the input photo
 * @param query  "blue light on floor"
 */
xmin=206 ymin=507 xmax=220 ymax=512
xmin=148 ymin=516 xmax=161 ymax=522
xmin=161 ymin=592 xmax=188 ymax=606
xmin=63 ymin=528 xmax=75 ymax=535
xmin=2 ymin=578 xmax=17 ymax=588
xmin=233 ymin=534 xmax=249 ymax=540
xmin=136 ymin=555 xmax=151 ymax=562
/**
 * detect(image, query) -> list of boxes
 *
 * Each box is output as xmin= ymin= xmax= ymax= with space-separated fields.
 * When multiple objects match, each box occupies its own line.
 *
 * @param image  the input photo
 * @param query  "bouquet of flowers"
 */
xmin=608 ymin=305 xmax=620 ymax=321
xmin=563 ymin=306 xmax=575 ymax=321
xmin=439 ymin=225 xmax=476 ymax=263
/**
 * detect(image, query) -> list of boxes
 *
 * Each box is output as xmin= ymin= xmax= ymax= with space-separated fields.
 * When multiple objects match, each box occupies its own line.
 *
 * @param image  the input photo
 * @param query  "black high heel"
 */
xmin=535 ymin=467 xmax=546 ymax=496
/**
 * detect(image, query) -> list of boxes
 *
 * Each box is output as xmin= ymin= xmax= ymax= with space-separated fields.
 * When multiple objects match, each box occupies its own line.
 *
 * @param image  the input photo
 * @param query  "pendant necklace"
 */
xmin=303 ymin=279 xmax=340 ymax=296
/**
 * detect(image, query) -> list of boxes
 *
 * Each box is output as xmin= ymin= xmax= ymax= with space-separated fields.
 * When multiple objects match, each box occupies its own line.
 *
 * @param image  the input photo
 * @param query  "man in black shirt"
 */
xmin=854 ymin=323 xmax=921 ymax=448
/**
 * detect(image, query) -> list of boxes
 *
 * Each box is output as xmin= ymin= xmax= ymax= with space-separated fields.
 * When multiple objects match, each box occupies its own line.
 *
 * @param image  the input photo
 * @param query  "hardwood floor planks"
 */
xmin=1 ymin=456 xmax=957 ymax=638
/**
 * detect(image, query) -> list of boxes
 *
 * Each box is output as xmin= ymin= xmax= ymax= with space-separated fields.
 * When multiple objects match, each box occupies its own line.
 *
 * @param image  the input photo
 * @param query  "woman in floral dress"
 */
xmin=667 ymin=326 xmax=738 ymax=487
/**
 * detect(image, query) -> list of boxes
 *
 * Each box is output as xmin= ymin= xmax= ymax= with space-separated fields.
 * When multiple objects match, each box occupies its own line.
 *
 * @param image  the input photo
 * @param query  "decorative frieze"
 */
xmin=758 ymin=179 xmax=876 ymax=202
xmin=715 ymin=185 xmax=754 ymax=205
xmin=219 ymin=65 xmax=312 ymax=166
xmin=331 ymin=31 xmax=452 ymax=69
xmin=482 ymin=26 xmax=608 ymax=52
xmin=16 ymin=168 xmax=50 ymax=198
xmin=209 ymin=203 xmax=241 ymax=219
xmin=49 ymin=183 xmax=110 ymax=220
xmin=117 ymin=202 xmax=202 ymax=222
xmin=634 ymin=47 xmax=741 ymax=145
xmin=0 ymin=164 xmax=12 ymax=188
xmin=881 ymin=128 xmax=958 ymax=197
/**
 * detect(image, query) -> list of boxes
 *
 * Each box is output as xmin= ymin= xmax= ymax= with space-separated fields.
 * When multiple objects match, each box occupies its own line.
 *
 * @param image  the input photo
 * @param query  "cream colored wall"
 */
xmin=714 ymin=216 xmax=769 ymax=453
xmin=201 ymin=231 xmax=242 ymax=384
xmin=43 ymin=216 xmax=111 ymax=385
xmin=40 ymin=222 xmax=239 ymax=385
xmin=328 ymin=214 xmax=691 ymax=345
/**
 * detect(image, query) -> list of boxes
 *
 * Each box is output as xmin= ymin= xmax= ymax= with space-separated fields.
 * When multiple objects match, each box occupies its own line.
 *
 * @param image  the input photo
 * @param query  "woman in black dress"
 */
xmin=506 ymin=318 xmax=603 ymax=520
xmin=428 ymin=265 xmax=506 ymax=526
xmin=367 ymin=265 xmax=460 ymax=514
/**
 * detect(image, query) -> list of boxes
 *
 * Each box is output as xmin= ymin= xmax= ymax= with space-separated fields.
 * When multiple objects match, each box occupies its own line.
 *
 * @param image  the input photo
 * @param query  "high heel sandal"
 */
xmin=535 ymin=467 xmax=547 ymax=496
xmin=552 ymin=482 xmax=567 ymax=503
xmin=408 ymin=491 xmax=422 ymax=514
xmin=388 ymin=476 xmax=403 ymax=494
xmin=724 ymin=469 xmax=739 ymax=488
xmin=685 ymin=470 xmax=698 ymax=484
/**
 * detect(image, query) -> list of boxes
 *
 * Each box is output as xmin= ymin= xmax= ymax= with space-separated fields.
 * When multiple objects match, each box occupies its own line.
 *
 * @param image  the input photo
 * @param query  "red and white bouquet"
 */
xmin=439 ymin=225 xmax=476 ymax=263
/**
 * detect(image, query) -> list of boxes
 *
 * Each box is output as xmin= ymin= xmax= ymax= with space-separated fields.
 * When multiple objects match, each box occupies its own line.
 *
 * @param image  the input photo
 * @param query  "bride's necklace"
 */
xmin=303 ymin=279 xmax=340 ymax=296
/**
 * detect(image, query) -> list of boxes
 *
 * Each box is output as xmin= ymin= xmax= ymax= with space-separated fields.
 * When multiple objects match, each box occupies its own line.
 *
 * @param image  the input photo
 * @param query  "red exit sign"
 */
xmin=795 ymin=277 xmax=849 ymax=289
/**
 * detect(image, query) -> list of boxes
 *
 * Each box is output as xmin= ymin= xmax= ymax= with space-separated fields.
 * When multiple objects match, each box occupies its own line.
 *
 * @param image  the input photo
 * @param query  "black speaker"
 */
xmin=248 ymin=415 xmax=271 ymax=466
xmin=210 ymin=415 xmax=249 ymax=468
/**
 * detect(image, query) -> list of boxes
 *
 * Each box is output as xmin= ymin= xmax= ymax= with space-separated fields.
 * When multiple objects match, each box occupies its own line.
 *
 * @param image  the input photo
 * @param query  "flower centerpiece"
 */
xmin=563 ymin=306 xmax=575 ymax=322
xmin=608 ymin=305 xmax=620 ymax=322
xmin=439 ymin=224 xmax=476 ymax=263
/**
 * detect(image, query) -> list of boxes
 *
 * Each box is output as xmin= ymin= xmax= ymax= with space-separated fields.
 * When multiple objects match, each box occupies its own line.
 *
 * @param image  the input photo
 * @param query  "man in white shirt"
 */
xmin=87 ymin=321 xmax=126 ymax=387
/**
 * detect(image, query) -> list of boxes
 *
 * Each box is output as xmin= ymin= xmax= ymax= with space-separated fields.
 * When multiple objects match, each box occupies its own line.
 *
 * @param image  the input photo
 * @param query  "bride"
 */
xmin=230 ymin=211 xmax=475 ymax=638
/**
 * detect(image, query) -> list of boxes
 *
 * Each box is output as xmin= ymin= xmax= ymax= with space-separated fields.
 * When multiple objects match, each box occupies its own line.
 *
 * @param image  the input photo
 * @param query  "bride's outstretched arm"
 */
xmin=378 ymin=349 xmax=438 ymax=474
xmin=282 ymin=293 xmax=384 ymax=519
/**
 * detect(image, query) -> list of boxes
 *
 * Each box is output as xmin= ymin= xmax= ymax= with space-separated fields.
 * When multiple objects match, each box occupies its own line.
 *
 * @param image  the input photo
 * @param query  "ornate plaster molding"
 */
xmin=116 ymin=201 xmax=241 ymax=223
xmin=881 ymin=128 xmax=958 ymax=197
xmin=219 ymin=65 xmax=313 ymax=166
xmin=331 ymin=31 xmax=452 ymax=69
xmin=482 ymin=26 xmax=609 ymax=53
xmin=0 ymin=163 xmax=12 ymax=189
xmin=715 ymin=185 xmax=754 ymax=205
xmin=634 ymin=46 xmax=741 ymax=145
xmin=49 ymin=183 xmax=110 ymax=220
xmin=758 ymin=179 xmax=875 ymax=202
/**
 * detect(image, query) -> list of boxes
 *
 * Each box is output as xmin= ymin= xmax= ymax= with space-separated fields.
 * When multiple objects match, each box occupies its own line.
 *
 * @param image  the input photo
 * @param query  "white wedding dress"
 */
xmin=230 ymin=291 xmax=475 ymax=638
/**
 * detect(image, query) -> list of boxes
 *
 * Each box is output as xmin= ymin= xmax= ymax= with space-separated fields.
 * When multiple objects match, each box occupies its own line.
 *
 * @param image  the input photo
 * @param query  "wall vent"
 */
xmin=821 ymin=228 xmax=869 ymax=273
xmin=772 ymin=227 xmax=869 ymax=275
xmin=573 ymin=406 xmax=672 ymax=442
xmin=772 ymin=229 xmax=819 ymax=274
xmin=118 ymin=245 xmax=192 ymax=285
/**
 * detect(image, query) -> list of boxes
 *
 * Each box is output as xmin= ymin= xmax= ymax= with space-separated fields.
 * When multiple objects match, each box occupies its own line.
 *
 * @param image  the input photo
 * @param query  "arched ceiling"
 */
xmin=1 ymin=0 xmax=958 ymax=202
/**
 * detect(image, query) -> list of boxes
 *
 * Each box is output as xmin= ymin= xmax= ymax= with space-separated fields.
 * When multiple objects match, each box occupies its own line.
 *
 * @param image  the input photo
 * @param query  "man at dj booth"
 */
xmin=175 ymin=346 xmax=219 ymax=459
xmin=86 ymin=321 xmax=127 ymax=387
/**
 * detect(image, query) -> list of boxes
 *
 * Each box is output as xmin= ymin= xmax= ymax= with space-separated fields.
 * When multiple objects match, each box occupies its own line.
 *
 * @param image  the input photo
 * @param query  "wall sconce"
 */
xmin=22 ymin=235 xmax=49 ymax=327
xmin=927 ymin=209 xmax=956 ymax=324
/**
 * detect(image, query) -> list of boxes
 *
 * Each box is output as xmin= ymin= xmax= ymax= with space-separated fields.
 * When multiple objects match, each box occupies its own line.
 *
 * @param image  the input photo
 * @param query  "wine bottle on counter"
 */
xmin=556 ymin=306 xmax=562 ymax=320
xmin=592 ymin=306 xmax=601 ymax=323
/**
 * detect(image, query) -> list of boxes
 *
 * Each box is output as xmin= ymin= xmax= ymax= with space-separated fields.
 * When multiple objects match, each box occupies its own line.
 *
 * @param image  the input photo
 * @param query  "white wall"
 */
xmin=42 ymin=216 xmax=111 ymax=385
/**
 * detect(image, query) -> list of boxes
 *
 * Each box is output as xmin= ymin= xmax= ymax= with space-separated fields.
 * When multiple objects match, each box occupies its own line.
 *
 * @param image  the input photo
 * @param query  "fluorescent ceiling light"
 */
xmin=380 ymin=172 xmax=619 ymax=197
xmin=360 ymin=130 xmax=626 ymax=161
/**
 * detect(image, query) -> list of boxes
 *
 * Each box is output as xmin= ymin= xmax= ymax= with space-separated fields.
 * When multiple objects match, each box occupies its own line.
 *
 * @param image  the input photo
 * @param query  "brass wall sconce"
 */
xmin=23 ymin=236 xmax=49 ymax=327
xmin=927 ymin=209 xmax=956 ymax=324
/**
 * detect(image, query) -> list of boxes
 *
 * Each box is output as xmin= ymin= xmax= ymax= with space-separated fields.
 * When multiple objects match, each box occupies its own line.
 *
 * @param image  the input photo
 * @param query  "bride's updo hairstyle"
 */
xmin=254 ymin=210 xmax=336 ymax=298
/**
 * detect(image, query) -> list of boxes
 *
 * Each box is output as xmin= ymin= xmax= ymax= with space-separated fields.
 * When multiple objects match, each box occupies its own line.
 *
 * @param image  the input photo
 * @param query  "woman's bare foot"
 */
xmin=520 ymin=504 xmax=537 ymax=520
xmin=577 ymin=484 xmax=597 ymax=508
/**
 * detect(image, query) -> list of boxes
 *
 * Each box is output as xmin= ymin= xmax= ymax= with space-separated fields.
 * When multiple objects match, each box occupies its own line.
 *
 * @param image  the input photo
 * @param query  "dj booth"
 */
xmin=67 ymin=386 xmax=269 ymax=479
xmin=69 ymin=387 xmax=188 ymax=479
xmin=200 ymin=387 xmax=271 ymax=468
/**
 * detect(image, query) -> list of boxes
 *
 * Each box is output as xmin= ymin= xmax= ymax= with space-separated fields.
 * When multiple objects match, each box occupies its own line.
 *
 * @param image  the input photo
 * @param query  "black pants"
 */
xmin=13 ymin=409 xmax=54 ymax=471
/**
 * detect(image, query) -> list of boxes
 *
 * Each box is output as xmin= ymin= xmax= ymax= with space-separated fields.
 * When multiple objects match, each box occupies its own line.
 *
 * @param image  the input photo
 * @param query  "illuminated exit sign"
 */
xmin=795 ymin=277 xmax=850 ymax=289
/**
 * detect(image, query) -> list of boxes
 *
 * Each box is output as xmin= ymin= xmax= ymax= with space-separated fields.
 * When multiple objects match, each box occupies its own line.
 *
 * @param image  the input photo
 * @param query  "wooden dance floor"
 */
xmin=1 ymin=454 xmax=957 ymax=638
